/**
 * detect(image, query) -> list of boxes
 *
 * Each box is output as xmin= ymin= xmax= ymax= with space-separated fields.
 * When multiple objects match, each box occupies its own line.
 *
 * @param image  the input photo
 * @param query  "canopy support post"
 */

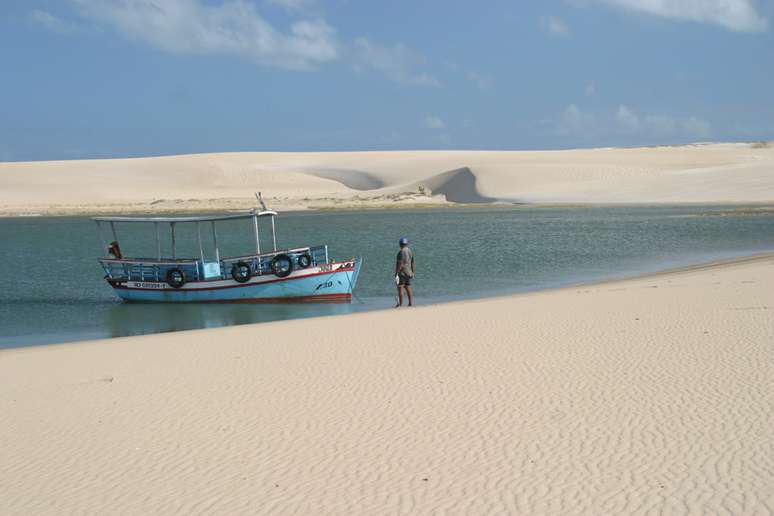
xmin=271 ymin=216 xmax=277 ymax=251
xmin=155 ymin=222 xmax=161 ymax=260
xmin=109 ymin=221 xmax=118 ymax=243
xmin=197 ymin=222 xmax=204 ymax=262
xmin=211 ymin=221 xmax=220 ymax=263
xmin=260 ymin=215 xmax=261 ymax=255
xmin=171 ymin=222 xmax=176 ymax=260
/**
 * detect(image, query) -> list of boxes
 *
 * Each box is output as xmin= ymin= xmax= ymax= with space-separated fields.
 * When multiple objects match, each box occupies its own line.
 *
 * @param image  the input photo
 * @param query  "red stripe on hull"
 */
xmin=125 ymin=293 xmax=353 ymax=304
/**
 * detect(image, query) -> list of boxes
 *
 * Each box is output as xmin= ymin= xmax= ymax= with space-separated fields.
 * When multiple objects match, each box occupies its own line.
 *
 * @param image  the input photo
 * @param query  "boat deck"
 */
xmin=99 ymin=245 xmax=329 ymax=283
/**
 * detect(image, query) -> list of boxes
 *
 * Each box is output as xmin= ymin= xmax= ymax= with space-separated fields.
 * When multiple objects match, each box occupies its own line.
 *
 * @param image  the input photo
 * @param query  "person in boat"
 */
xmin=107 ymin=240 xmax=122 ymax=259
xmin=395 ymin=236 xmax=415 ymax=307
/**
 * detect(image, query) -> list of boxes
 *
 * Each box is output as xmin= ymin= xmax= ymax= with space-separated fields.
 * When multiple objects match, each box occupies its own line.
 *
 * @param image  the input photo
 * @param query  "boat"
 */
xmin=92 ymin=207 xmax=362 ymax=303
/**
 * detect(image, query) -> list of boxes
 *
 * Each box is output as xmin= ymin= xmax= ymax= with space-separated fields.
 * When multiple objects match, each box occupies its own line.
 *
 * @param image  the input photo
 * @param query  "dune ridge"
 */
xmin=1 ymin=255 xmax=773 ymax=514
xmin=412 ymin=167 xmax=498 ymax=203
xmin=1 ymin=143 xmax=773 ymax=215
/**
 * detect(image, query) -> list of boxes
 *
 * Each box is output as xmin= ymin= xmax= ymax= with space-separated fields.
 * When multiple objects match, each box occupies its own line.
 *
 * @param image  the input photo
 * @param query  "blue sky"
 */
xmin=1 ymin=0 xmax=773 ymax=161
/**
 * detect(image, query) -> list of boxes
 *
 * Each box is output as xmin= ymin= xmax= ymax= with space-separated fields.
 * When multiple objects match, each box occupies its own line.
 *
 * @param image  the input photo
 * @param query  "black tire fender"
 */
xmin=297 ymin=253 xmax=312 ymax=269
xmin=270 ymin=254 xmax=294 ymax=278
xmin=166 ymin=268 xmax=186 ymax=289
xmin=231 ymin=261 xmax=252 ymax=283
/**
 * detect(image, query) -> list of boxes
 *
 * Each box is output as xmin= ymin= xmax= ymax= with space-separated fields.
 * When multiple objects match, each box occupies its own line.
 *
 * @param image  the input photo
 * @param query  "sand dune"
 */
xmin=303 ymin=167 xmax=387 ymax=191
xmin=1 ymin=255 xmax=773 ymax=514
xmin=411 ymin=167 xmax=496 ymax=203
xmin=2 ymin=143 xmax=773 ymax=215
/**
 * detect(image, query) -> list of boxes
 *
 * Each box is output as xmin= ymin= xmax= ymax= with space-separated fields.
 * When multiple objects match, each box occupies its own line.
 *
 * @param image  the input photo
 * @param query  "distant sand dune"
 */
xmin=1 ymin=143 xmax=773 ymax=215
xmin=303 ymin=167 xmax=386 ymax=190
xmin=413 ymin=167 xmax=499 ymax=203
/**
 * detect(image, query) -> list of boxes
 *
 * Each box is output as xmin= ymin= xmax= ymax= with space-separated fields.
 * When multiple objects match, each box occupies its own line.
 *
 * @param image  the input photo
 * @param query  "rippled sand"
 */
xmin=1 ymin=255 xmax=773 ymax=514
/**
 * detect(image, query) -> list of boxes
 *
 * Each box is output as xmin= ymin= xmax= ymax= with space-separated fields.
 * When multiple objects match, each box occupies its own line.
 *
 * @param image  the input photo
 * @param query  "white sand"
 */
xmin=2 ymin=255 xmax=773 ymax=514
xmin=2 ymin=142 xmax=774 ymax=215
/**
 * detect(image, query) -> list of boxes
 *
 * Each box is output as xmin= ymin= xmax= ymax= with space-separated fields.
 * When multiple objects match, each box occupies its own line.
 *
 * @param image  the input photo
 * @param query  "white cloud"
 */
xmin=266 ymin=0 xmax=316 ymax=13
xmin=437 ymin=133 xmax=452 ymax=145
xmin=444 ymin=60 xmax=460 ymax=73
xmin=445 ymin=62 xmax=494 ymax=90
xmin=588 ymin=0 xmax=767 ymax=32
xmin=554 ymin=104 xmax=712 ymax=140
xmin=682 ymin=116 xmax=712 ymax=138
xmin=30 ymin=9 xmax=79 ymax=34
xmin=541 ymin=16 xmax=571 ymax=37
xmin=466 ymin=70 xmax=494 ymax=91
xmin=69 ymin=1 xmax=445 ymax=85
xmin=423 ymin=116 xmax=446 ymax=129
xmin=353 ymin=38 xmax=440 ymax=87
xmin=557 ymin=104 xmax=595 ymax=134
xmin=71 ymin=0 xmax=338 ymax=70
xmin=616 ymin=104 xmax=711 ymax=138
xmin=616 ymin=104 xmax=640 ymax=131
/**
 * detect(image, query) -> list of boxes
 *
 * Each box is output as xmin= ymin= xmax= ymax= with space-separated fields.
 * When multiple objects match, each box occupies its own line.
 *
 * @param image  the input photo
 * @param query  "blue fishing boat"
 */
xmin=93 ymin=207 xmax=361 ymax=303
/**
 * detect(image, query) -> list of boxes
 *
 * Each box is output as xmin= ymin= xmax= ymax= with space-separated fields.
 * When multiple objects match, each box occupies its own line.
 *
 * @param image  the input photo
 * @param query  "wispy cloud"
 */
xmin=30 ymin=9 xmax=79 ymax=35
xmin=71 ymin=0 xmax=339 ymax=70
xmin=616 ymin=104 xmax=711 ymax=138
xmin=70 ymin=1 xmax=443 ymax=83
xmin=584 ymin=0 xmax=768 ymax=32
xmin=265 ymin=0 xmax=316 ymax=13
xmin=553 ymin=104 xmax=711 ymax=140
xmin=353 ymin=38 xmax=440 ymax=87
xmin=541 ymin=16 xmax=571 ymax=38
xmin=556 ymin=104 xmax=595 ymax=134
xmin=466 ymin=70 xmax=494 ymax=91
xmin=423 ymin=115 xmax=446 ymax=129
xmin=444 ymin=61 xmax=494 ymax=90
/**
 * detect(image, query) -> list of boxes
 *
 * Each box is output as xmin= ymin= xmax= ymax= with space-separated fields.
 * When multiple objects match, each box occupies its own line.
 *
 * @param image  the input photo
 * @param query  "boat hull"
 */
xmin=108 ymin=259 xmax=361 ymax=303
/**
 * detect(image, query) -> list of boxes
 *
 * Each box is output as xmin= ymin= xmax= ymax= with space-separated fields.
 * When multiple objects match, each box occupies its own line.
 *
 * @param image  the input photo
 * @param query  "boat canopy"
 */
xmin=92 ymin=210 xmax=277 ymax=224
xmin=93 ymin=209 xmax=280 ymax=261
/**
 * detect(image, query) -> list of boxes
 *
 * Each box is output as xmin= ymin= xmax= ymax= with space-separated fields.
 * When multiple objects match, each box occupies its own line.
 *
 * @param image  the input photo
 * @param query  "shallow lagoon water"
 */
xmin=1 ymin=206 xmax=773 ymax=348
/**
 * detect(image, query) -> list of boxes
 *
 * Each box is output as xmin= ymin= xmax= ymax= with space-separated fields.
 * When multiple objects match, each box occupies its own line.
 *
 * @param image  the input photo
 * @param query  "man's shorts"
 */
xmin=398 ymin=273 xmax=412 ymax=286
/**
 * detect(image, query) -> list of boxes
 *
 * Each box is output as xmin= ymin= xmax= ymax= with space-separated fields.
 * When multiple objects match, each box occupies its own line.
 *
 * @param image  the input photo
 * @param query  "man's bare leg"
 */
xmin=396 ymin=285 xmax=404 ymax=307
xmin=406 ymin=286 xmax=414 ymax=306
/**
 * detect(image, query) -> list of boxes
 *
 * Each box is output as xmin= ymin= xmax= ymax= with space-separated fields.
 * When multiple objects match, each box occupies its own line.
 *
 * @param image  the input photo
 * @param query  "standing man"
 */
xmin=395 ymin=236 xmax=415 ymax=307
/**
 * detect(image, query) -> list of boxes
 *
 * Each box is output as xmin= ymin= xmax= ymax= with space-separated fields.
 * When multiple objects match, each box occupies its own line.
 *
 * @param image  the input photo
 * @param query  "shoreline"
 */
xmin=3 ymin=201 xmax=774 ymax=219
xmin=2 ymin=242 xmax=773 ymax=514
xmin=4 ymin=250 xmax=773 ymax=353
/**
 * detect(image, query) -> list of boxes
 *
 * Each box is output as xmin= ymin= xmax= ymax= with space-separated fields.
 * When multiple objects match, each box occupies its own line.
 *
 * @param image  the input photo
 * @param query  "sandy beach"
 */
xmin=2 ymin=254 xmax=773 ymax=514
xmin=2 ymin=142 xmax=774 ymax=216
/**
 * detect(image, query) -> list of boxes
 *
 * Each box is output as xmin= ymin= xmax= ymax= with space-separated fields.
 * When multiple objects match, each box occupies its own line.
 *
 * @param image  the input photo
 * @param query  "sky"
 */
xmin=1 ymin=0 xmax=773 ymax=161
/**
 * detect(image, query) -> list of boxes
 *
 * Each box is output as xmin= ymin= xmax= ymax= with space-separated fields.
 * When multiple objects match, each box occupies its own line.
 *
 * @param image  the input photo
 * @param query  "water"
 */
xmin=1 ymin=206 xmax=772 ymax=348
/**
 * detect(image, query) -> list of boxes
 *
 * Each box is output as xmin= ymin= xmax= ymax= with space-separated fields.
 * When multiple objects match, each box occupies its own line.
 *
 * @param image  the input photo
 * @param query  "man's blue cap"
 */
xmin=399 ymin=236 xmax=409 ymax=245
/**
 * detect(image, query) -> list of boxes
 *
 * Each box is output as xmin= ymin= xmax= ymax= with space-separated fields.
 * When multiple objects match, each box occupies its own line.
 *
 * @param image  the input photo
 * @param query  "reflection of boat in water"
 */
xmin=93 ymin=207 xmax=361 ymax=303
